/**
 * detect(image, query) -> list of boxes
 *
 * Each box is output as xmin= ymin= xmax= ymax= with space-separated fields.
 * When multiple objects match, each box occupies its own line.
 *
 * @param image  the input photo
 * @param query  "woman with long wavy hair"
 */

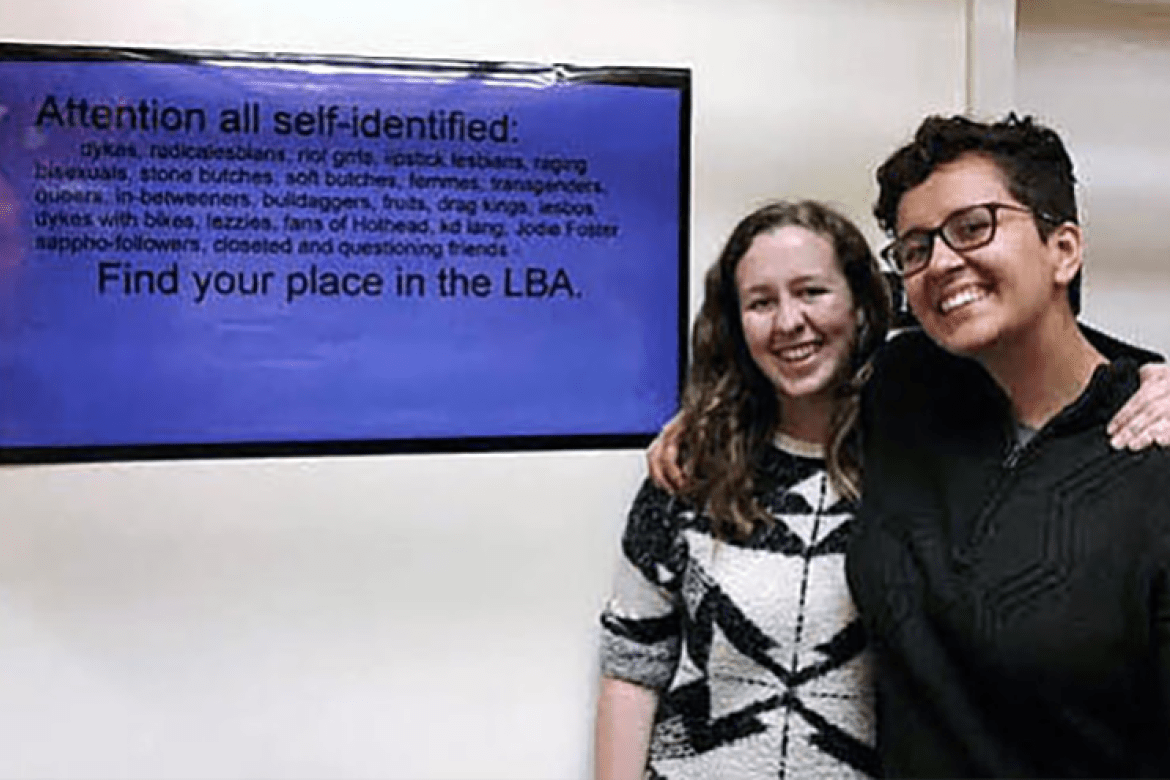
xmin=594 ymin=200 xmax=891 ymax=780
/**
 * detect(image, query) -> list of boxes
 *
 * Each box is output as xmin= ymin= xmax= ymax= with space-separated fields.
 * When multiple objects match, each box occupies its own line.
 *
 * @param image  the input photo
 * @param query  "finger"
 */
xmin=1114 ymin=365 xmax=1170 ymax=435
xmin=1114 ymin=407 xmax=1154 ymax=443
xmin=1110 ymin=394 xmax=1155 ymax=435
xmin=647 ymin=435 xmax=684 ymax=493
xmin=1107 ymin=401 xmax=1134 ymax=436
xmin=1114 ymin=397 xmax=1170 ymax=444
xmin=1110 ymin=389 xmax=1170 ymax=440
xmin=1122 ymin=422 xmax=1170 ymax=451
xmin=662 ymin=441 xmax=686 ymax=494
xmin=654 ymin=413 xmax=687 ymax=492
xmin=646 ymin=434 xmax=668 ymax=488
xmin=1111 ymin=408 xmax=1154 ymax=448
xmin=650 ymin=436 xmax=675 ymax=492
xmin=1126 ymin=433 xmax=1151 ymax=452
xmin=1109 ymin=407 xmax=1143 ymax=447
xmin=1107 ymin=415 xmax=1125 ymax=438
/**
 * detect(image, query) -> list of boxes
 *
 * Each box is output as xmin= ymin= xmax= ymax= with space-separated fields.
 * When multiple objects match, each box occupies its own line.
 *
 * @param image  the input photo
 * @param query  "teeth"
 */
xmin=940 ymin=287 xmax=987 ymax=314
xmin=778 ymin=343 xmax=819 ymax=361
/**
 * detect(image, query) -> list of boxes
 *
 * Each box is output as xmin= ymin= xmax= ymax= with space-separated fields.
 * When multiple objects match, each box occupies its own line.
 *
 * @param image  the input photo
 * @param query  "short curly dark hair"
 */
xmin=873 ymin=113 xmax=1081 ymax=313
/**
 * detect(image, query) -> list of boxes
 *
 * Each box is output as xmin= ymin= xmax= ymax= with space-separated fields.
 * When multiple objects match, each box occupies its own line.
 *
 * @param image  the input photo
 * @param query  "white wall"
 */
xmin=1016 ymin=0 xmax=1170 ymax=357
xmin=0 ymin=1 xmax=970 ymax=778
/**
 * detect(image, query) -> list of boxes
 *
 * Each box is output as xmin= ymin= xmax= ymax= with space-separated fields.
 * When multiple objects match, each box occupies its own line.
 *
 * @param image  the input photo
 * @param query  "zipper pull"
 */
xmin=1003 ymin=442 xmax=1025 ymax=470
xmin=1003 ymin=418 xmax=1045 ymax=470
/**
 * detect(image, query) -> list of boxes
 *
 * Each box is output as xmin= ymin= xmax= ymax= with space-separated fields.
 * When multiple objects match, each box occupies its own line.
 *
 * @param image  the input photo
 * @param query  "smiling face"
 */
xmin=736 ymin=226 xmax=858 ymax=415
xmin=896 ymin=153 xmax=1080 ymax=360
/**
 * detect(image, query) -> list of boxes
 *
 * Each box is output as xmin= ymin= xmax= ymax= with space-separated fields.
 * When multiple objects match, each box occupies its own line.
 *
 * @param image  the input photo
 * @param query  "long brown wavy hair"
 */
xmin=676 ymin=200 xmax=891 ymax=541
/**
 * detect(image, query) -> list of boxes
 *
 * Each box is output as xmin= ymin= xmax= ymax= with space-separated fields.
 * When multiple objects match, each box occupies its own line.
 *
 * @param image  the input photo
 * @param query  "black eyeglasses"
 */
xmin=881 ymin=202 xmax=1060 ymax=277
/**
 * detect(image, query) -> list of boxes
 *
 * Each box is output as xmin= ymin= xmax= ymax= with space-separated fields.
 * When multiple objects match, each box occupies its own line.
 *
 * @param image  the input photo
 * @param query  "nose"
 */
xmin=925 ymin=234 xmax=967 ymax=274
xmin=771 ymin=297 xmax=805 ymax=334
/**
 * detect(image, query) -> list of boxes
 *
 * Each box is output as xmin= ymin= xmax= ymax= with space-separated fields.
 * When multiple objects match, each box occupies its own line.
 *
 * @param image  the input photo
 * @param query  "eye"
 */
xmin=798 ymin=286 xmax=828 ymax=299
xmin=897 ymin=238 xmax=931 ymax=269
xmin=947 ymin=211 xmax=993 ymax=245
xmin=744 ymin=295 xmax=775 ymax=312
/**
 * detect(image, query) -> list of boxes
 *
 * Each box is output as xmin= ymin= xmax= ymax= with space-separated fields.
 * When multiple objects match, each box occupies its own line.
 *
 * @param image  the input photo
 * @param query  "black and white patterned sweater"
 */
xmin=599 ymin=435 xmax=877 ymax=779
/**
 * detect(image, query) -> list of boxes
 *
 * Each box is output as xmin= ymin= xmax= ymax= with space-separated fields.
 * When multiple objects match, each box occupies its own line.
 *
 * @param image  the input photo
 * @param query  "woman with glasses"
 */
xmin=848 ymin=114 xmax=1170 ymax=777
xmin=595 ymin=200 xmax=890 ymax=779
xmin=644 ymin=115 xmax=1170 ymax=779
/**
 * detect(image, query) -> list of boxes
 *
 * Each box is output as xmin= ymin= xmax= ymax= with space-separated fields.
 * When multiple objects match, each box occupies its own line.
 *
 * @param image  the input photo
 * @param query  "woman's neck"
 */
xmin=775 ymin=395 xmax=833 ymax=447
xmin=979 ymin=309 xmax=1107 ymax=429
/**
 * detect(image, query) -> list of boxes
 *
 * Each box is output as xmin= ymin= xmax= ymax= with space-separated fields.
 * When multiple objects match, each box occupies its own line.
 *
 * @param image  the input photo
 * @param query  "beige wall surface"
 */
xmin=1017 ymin=0 xmax=1170 ymax=356
xmin=0 ymin=1 xmax=969 ymax=778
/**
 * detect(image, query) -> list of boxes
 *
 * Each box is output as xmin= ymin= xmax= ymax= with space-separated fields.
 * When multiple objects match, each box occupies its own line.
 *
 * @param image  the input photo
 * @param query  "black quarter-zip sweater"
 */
xmin=847 ymin=328 xmax=1170 ymax=778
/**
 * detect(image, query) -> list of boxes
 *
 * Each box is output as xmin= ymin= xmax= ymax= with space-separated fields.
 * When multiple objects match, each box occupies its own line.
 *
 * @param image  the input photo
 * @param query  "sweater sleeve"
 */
xmin=599 ymin=479 xmax=686 ymax=691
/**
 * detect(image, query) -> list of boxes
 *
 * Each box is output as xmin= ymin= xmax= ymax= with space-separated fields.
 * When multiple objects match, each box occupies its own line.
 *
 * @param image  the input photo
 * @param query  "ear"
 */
xmin=1047 ymin=222 xmax=1083 ymax=287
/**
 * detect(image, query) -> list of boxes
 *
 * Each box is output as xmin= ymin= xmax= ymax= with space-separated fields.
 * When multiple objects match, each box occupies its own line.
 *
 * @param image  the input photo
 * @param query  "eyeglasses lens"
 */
xmin=895 ymin=237 xmax=931 ymax=274
xmin=943 ymin=206 xmax=994 ymax=251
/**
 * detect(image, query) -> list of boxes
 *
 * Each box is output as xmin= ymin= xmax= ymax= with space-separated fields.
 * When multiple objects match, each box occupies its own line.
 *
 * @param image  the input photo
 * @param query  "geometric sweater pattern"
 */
xmin=600 ymin=438 xmax=877 ymax=779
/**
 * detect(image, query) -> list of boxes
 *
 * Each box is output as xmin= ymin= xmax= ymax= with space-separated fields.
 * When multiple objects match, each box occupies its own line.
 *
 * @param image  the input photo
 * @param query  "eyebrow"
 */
xmin=896 ymin=225 xmax=932 ymax=239
xmin=739 ymin=275 xmax=831 ymax=294
xmin=896 ymin=199 xmax=1011 ymax=237
xmin=895 ymin=210 xmax=948 ymax=237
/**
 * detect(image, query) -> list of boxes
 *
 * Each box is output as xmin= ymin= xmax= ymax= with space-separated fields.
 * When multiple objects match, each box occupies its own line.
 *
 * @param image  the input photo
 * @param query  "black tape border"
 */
xmin=0 ymin=41 xmax=691 ymax=465
xmin=0 ymin=434 xmax=659 ymax=466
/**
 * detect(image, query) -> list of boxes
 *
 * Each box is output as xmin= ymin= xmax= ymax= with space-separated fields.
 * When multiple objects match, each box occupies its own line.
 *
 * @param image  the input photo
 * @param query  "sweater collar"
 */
xmin=772 ymin=432 xmax=825 ymax=459
xmin=1032 ymin=357 xmax=1141 ymax=437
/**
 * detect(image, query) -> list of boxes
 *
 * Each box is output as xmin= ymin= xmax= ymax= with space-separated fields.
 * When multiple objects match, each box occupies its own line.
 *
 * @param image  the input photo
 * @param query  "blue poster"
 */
xmin=0 ymin=45 xmax=689 ymax=461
